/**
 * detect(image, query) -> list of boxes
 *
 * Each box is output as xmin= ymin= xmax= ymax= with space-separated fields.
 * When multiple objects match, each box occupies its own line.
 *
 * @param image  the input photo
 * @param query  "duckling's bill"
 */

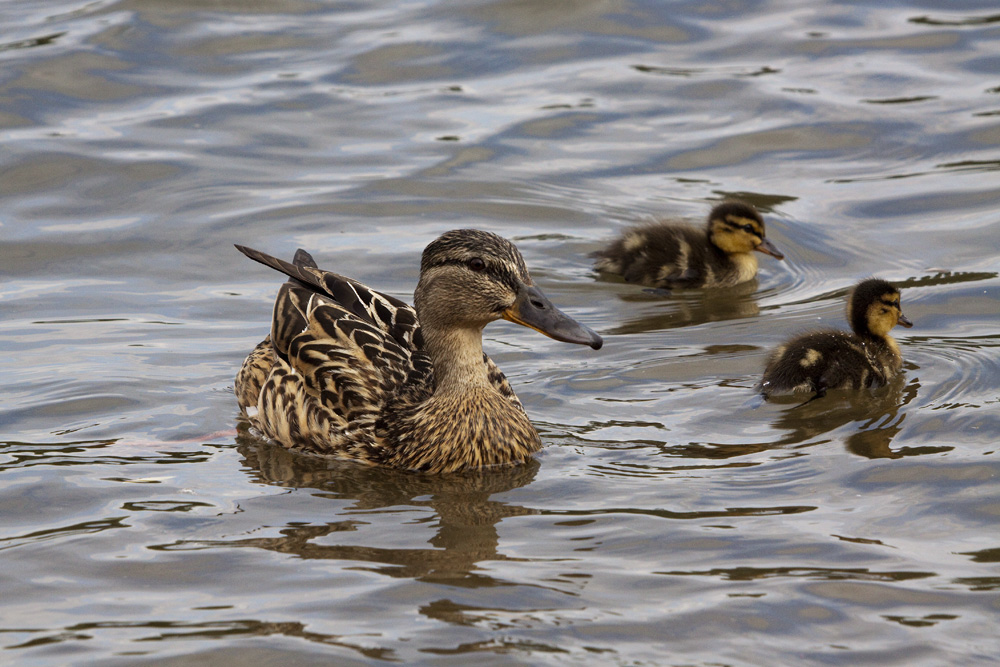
xmin=503 ymin=283 xmax=603 ymax=350
xmin=755 ymin=237 xmax=784 ymax=260
xmin=898 ymin=313 xmax=914 ymax=328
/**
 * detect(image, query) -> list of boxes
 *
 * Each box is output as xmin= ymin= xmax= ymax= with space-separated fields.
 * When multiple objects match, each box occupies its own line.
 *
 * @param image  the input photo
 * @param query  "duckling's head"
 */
xmin=848 ymin=278 xmax=913 ymax=338
xmin=706 ymin=201 xmax=784 ymax=260
xmin=415 ymin=229 xmax=602 ymax=349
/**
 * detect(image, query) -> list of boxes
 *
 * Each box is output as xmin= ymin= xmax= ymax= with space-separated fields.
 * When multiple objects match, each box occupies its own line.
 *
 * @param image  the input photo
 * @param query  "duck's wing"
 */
xmin=236 ymin=245 xmax=423 ymax=355
xmin=249 ymin=292 xmax=429 ymax=458
xmin=484 ymin=353 xmax=525 ymax=411
xmin=237 ymin=246 xmax=434 ymax=455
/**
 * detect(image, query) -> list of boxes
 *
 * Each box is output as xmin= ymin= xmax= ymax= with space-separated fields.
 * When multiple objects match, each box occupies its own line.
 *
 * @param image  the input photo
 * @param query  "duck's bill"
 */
xmin=897 ymin=313 xmax=914 ymax=328
xmin=755 ymin=237 xmax=784 ymax=259
xmin=503 ymin=284 xmax=603 ymax=350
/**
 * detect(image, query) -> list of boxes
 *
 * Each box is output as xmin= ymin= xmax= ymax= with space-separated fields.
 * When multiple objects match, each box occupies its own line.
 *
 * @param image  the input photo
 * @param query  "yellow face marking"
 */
xmin=867 ymin=292 xmax=905 ymax=336
xmin=712 ymin=216 xmax=762 ymax=254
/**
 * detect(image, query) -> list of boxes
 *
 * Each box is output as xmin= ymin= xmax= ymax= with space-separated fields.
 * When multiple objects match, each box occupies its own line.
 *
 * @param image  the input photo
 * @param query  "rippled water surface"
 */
xmin=2 ymin=0 xmax=999 ymax=664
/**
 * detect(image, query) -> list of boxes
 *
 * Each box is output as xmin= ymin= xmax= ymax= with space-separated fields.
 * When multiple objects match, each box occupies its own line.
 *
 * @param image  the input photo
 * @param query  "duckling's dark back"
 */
xmin=758 ymin=330 xmax=893 ymax=397
xmin=593 ymin=200 xmax=781 ymax=289
xmin=593 ymin=223 xmax=717 ymax=287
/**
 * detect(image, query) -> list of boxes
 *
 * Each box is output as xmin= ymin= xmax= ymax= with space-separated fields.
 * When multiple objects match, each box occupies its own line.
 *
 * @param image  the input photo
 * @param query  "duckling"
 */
xmin=592 ymin=200 xmax=784 ymax=289
xmin=757 ymin=278 xmax=913 ymax=399
xmin=235 ymin=229 xmax=603 ymax=474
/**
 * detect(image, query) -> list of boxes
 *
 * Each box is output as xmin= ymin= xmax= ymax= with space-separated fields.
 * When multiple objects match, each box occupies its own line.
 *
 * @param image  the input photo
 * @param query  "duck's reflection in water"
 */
xmin=604 ymin=280 xmax=761 ymax=335
xmin=232 ymin=426 xmax=539 ymax=586
xmin=765 ymin=374 xmax=950 ymax=459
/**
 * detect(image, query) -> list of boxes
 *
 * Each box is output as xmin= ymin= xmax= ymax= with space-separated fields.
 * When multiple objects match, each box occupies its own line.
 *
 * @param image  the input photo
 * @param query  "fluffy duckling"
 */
xmin=593 ymin=200 xmax=784 ymax=289
xmin=757 ymin=278 xmax=913 ymax=399
xmin=235 ymin=230 xmax=603 ymax=474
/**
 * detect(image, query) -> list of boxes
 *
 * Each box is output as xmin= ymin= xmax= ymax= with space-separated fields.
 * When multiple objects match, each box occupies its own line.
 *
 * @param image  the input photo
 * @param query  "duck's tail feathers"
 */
xmin=292 ymin=248 xmax=318 ymax=269
xmin=236 ymin=244 xmax=325 ymax=289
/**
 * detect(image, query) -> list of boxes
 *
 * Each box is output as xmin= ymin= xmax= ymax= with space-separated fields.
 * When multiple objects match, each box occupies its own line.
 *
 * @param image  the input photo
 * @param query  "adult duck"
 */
xmin=235 ymin=229 xmax=602 ymax=473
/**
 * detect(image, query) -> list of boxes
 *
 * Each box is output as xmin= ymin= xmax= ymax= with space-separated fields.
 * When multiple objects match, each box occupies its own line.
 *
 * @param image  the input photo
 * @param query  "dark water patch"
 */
xmin=0 ymin=516 xmax=129 ymax=553
xmin=0 ymin=32 xmax=67 ymax=54
xmin=0 ymin=440 xmax=215 ymax=471
xmin=659 ymin=565 xmax=935 ymax=583
xmin=8 ymin=618 xmax=392 ymax=660
xmin=862 ymin=95 xmax=939 ymax=104
xmin=122 ymin=500 xmax=216 ymax=513
xmin=910 ymin=13 xmax=1000 ymax=27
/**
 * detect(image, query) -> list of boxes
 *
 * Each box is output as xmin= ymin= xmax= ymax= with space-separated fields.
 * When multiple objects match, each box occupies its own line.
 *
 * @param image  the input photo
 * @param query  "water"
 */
xmin=2 ymin=0 xmax=999 ymax=664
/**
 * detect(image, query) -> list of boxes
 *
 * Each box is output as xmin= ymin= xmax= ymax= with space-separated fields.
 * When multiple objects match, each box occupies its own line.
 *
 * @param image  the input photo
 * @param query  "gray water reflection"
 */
xmin=3 ymin=0 xmax=1000 ymax=664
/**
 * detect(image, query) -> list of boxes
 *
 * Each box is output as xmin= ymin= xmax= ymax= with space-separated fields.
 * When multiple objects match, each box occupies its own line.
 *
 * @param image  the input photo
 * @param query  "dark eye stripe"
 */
xmin=429 ymin=258 xmax=521 ymax=292
xmin=723 ymin=219 xmax=762 ymax=239
xmin=430 ymin=258 xmax=475 ymax=270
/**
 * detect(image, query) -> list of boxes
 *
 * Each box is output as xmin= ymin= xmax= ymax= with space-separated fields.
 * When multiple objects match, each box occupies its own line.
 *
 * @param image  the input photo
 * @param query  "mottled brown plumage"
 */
xmin=235 ymin=229 xmax=602 ymax=473
xmin=593 ymin=200 xmax=784 ymax=289
xmin=757 ymin=278 xmax=913 ymax=399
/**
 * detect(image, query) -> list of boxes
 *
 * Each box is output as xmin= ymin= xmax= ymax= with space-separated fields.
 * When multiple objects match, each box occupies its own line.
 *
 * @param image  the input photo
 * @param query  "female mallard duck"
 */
xmin=757 ymin=278 xmax=913 ymax=399
xmin=235 ymin=229 xmax=603 ymax=473
xmin=592 ymin=200 xmax=784 ymax=289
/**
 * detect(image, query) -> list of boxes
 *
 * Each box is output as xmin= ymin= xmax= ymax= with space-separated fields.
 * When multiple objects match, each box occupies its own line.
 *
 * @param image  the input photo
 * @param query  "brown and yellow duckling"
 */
xmin=593 ymin=200 xmax=784 ymax=289
xmin=235 ymin=229 xmax=603 ymax=473
xmin=757 ymin=278 xmax=913 ymax=399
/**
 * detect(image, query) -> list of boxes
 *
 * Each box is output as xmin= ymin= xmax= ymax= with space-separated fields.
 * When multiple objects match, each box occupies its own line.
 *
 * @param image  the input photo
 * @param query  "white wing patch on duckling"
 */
xmin=799 ymin=348 xmax=822 ymax=368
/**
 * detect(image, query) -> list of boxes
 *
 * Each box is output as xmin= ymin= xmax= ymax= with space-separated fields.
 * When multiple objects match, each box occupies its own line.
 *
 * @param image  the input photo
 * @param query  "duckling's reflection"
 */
xmin=234 ymin=425 xmax=539 ymax=586
xmin=606 ymin=279 xmax=761 ymax=335
xmin=766 ymin=373 xmax=948 ymax=459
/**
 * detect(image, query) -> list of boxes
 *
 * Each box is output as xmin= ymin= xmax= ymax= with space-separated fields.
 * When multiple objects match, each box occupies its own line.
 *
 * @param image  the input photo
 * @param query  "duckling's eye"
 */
xmin=467 ymin=257 xmax=486 ymax=272
xmin=742 ymin=224 xmax=755 ymax=233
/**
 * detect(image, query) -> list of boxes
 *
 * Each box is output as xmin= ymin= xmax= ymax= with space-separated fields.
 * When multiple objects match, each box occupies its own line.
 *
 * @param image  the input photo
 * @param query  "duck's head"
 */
xmin=706 ymin=201 xmax=784 ymax=260
xmin=848 ymin=277 xmax=913 ymax=337
xmin=414 ymin=229 xmax=603 ymax=350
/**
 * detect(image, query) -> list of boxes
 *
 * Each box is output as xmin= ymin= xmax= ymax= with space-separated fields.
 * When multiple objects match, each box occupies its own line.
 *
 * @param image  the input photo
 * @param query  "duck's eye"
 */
xmin=468 ymin=257 xmax=486 ymax=272
xmin=742 ymin=224 xmax=755 ymax=233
